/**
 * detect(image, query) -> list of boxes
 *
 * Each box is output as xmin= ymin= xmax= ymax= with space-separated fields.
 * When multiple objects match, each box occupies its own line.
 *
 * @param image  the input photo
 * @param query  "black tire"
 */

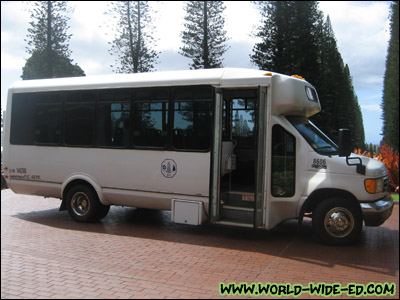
xmin=312 ymin=197 xmax=362 ymax=245
xmin=66 ymin=184 xmax=109 ymax=222
xmin=98 ymin=204 xmax=111 ymax=220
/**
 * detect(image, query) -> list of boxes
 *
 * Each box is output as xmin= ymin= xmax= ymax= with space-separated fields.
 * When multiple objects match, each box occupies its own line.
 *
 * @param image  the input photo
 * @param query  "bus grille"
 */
xmin=383 ymin=175 xmax=388 ymax=193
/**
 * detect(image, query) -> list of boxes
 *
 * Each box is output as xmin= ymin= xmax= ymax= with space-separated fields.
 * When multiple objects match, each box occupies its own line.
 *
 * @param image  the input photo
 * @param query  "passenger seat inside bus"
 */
xmin=221 ymin=141 xmax=237 ymax=176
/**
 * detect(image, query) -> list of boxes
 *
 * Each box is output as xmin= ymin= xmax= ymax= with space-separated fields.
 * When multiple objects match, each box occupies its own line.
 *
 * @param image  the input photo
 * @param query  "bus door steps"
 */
xmin=215 ymin=220 xmax=253 ymax=228
xmin=222 ymin=191 xmax=255 ymax=208
xmin=220 ymin=205 xmax=254 ymax=225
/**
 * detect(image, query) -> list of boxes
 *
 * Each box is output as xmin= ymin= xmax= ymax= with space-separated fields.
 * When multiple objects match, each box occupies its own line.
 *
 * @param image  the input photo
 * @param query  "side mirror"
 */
xmin=338 ymin=129 xmax=352 ymax=157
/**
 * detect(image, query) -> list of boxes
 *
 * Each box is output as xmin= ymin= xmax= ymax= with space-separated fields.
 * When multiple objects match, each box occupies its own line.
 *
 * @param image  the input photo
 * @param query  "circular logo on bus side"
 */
xmin=161 ymin=159 xmax=177 ymax=178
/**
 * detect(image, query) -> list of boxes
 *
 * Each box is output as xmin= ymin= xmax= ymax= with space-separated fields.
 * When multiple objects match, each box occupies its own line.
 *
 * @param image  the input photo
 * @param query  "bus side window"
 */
xmin=132 ymin=101 xmax=169 ymax=148
xmin=97 ymin=102 xmax=130 ymax=147
xmin=172 ymin=86 xmax=213 ymax=151
xmin=64 ymin=91 xmax=96 ymax=147
xmin=271 ymin=125 xmax=296 ymax=197
xmin=173 ymin=100 xmax=212 ymax=151
xmin=35 ymin=102 xmax=63 ymax=145
xmin=65 ymin=102 xmax=95 ymax=147
xmin=10 ymin=93 xmax=36 ymax=145
xmin=232 ymin=98 xmax=256 ymax=147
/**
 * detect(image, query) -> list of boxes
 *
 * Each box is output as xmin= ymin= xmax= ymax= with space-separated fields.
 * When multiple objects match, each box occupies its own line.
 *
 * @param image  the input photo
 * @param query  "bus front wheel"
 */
xmin=66 ymin=184 xmax=109 ymax=222
xmin=312 ymin=197 xmax=362 ymax=245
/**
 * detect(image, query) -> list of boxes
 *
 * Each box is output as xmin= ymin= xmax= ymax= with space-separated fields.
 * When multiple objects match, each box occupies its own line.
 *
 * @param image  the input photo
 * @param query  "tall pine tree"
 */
xmin=108 ymin=1 xmax=158 ymax=73
xmin=341 ymin=65 xmax=365 ymax=148
xmin=180 ymin=1 xmax=229 ymax=69
xmin=251 ymin=1 xmax=323 ymax=86
xmin=381 ymin=1 xmax=399 ymax=151
xmin=315 ymin=16 xmax=364 ymax=147
xmin=312 ymin=15 xmax=340 ymax=138
xmin=251 ymin=1 xmax=365 ymax=147
xmin=22 ymin=1 xmax=85 ymax=79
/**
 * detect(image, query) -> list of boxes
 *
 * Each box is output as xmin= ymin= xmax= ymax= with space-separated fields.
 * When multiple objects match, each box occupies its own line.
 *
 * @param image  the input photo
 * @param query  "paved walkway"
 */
xmin=1 ymin=189 xmax=398 ymax=299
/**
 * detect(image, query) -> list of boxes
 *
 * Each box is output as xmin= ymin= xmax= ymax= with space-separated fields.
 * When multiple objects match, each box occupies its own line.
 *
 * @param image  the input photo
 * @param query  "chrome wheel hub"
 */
xmin=324 ymin=207 xmax=354 ymax=238
xmin=71 ymin=192 xmax=90 ymax=216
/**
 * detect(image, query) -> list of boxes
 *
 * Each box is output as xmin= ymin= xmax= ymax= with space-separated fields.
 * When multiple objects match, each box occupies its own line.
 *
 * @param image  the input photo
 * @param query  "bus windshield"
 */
xmin=288 ymin=117 xmax=338 ymax=155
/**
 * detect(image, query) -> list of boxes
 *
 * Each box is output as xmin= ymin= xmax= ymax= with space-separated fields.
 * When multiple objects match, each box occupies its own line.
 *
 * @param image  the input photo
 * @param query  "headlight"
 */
xmin=365 ymin=178 xmax=384 ymax=194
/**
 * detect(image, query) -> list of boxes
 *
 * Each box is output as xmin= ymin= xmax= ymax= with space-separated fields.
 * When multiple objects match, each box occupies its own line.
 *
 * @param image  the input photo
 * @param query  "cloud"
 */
xmin=69 ymin=32 xmax=113 ymax=75
xmin=69 ymin=1 xmax=114 ymax=43
xmin=224 ymin=41 xmax=257 ymax=69
xmin=1 ymin=52 xmax=25 ymax=71
xmin=157 ymin=50 xmax=191 ymax=71
xmin=361 ymin=104 xmax=381 ymax=112
xmin=224 ymin=2 xmax=260 ymax=44
xmin=152 ymin=1 xmax=185 ymax=52
xmin=318 ymin=1 xmax=391 ymax=89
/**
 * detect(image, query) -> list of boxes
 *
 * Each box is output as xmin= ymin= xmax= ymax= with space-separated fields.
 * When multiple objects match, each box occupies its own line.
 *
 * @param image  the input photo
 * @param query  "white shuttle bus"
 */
xmin=3 ymin=68 xmax=393 ymax=245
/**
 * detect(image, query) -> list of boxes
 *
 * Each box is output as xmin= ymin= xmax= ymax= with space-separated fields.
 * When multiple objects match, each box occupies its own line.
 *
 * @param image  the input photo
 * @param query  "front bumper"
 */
xmin=360 ymin=196 xmax=394 ymax=226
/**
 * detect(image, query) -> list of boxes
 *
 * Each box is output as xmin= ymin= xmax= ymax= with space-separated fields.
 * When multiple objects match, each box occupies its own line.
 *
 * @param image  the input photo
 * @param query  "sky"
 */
xmin=1 ymin=1 xmax=392 ymax=144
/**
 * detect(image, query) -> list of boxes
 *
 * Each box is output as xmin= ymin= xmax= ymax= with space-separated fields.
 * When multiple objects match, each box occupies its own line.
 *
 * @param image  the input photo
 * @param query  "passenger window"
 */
xmin=66 ymin=90 xmax=97 ymax=103
xmin=173 ymin=100 xmax=212 ymax=150
xmin=35 ymin=102 xmax=63 ymax=145
xmin=232 ymin=98 xmax=256 ymax=147
xmin=132 ymin=101 xmax=169 ymax=148
xmin=11 ymin=93 xmax=37 ymax=145
xmin=172 ymin=86 xmax=212 ymax=151
xmin=11 ymin=92 xmax=64 ymax=146
xmin=97 ymin=102 xmax=131 ymax=147
xmin=271 ymin=125 xmax=296 ymax=197
xmin=65 ymin=102 xmax=95 ymax=146
xmin=132 ymin=88 xmax=169 ymax=148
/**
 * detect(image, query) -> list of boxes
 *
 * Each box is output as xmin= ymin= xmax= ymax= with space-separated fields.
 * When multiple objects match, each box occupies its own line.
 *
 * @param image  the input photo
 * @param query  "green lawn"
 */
xmin=391 ymin=194 xmax=399 ymax=202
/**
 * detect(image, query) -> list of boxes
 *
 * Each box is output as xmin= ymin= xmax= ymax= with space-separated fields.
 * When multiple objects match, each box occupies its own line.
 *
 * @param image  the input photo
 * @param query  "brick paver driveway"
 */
xmin=1 ymin=189 xmax=399 ymax=299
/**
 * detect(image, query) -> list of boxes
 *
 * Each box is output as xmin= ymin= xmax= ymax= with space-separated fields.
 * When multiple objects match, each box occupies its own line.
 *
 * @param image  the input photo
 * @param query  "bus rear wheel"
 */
xmin=312 ymin=197 xmax=362 ymax=245
xmin=66 ymin=184 xmax=109 ymax=222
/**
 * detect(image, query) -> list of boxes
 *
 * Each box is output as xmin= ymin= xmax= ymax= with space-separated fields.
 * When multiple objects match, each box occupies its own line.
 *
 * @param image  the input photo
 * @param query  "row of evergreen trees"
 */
xmin=381 ymin=2 xmax=399 ymax=152
xmin=250 ymin=1 xmax=364 ymax=148
xmin=20 ymin=1 xmax=397 ymax=150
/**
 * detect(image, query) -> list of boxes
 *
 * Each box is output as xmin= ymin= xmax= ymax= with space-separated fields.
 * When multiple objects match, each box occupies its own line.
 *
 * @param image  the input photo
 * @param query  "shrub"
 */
xmin=354 ymin=142 xmax=399 ymax=192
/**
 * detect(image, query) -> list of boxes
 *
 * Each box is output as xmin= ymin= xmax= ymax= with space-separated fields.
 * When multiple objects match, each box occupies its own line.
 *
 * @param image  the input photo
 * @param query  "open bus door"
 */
xmin=211 ymin=87 xmax=267 ymax=228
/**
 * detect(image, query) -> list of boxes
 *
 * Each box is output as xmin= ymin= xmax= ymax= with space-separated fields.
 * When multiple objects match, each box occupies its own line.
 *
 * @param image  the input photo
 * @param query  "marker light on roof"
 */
xmin=291 ymin=75 xmax=305 ymax=80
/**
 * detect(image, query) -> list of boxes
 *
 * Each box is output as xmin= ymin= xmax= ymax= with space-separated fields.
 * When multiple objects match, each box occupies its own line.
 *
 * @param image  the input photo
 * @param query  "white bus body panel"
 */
xmin=271 ymin=75 xmax=320 ymax=117
xmin=264 ymin=116 xmax=307 ymax=230
xmin=8 ymin=69 xmax=223 ymax=92
xmin=264 ymin=116 xmax=388 ymax=230
xmin=171 ymin=199 xmax=207 ymax=225
xmin=6 ymin=145 xmax=210 ymax=210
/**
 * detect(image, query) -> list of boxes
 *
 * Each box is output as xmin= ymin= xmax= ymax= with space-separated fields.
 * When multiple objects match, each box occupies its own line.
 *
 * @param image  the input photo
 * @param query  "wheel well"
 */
xmin=297 ymin=188 xmax=360 ymax=230
xmin=60 ymin=179 xmax=97 ymax=211
xmin=302 ymin=189 xmax=359 ymax=214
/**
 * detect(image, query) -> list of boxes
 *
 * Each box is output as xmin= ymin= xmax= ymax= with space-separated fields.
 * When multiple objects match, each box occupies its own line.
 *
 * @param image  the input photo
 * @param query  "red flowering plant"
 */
xmin=354 ymin=142 xmax=399 ymax=192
